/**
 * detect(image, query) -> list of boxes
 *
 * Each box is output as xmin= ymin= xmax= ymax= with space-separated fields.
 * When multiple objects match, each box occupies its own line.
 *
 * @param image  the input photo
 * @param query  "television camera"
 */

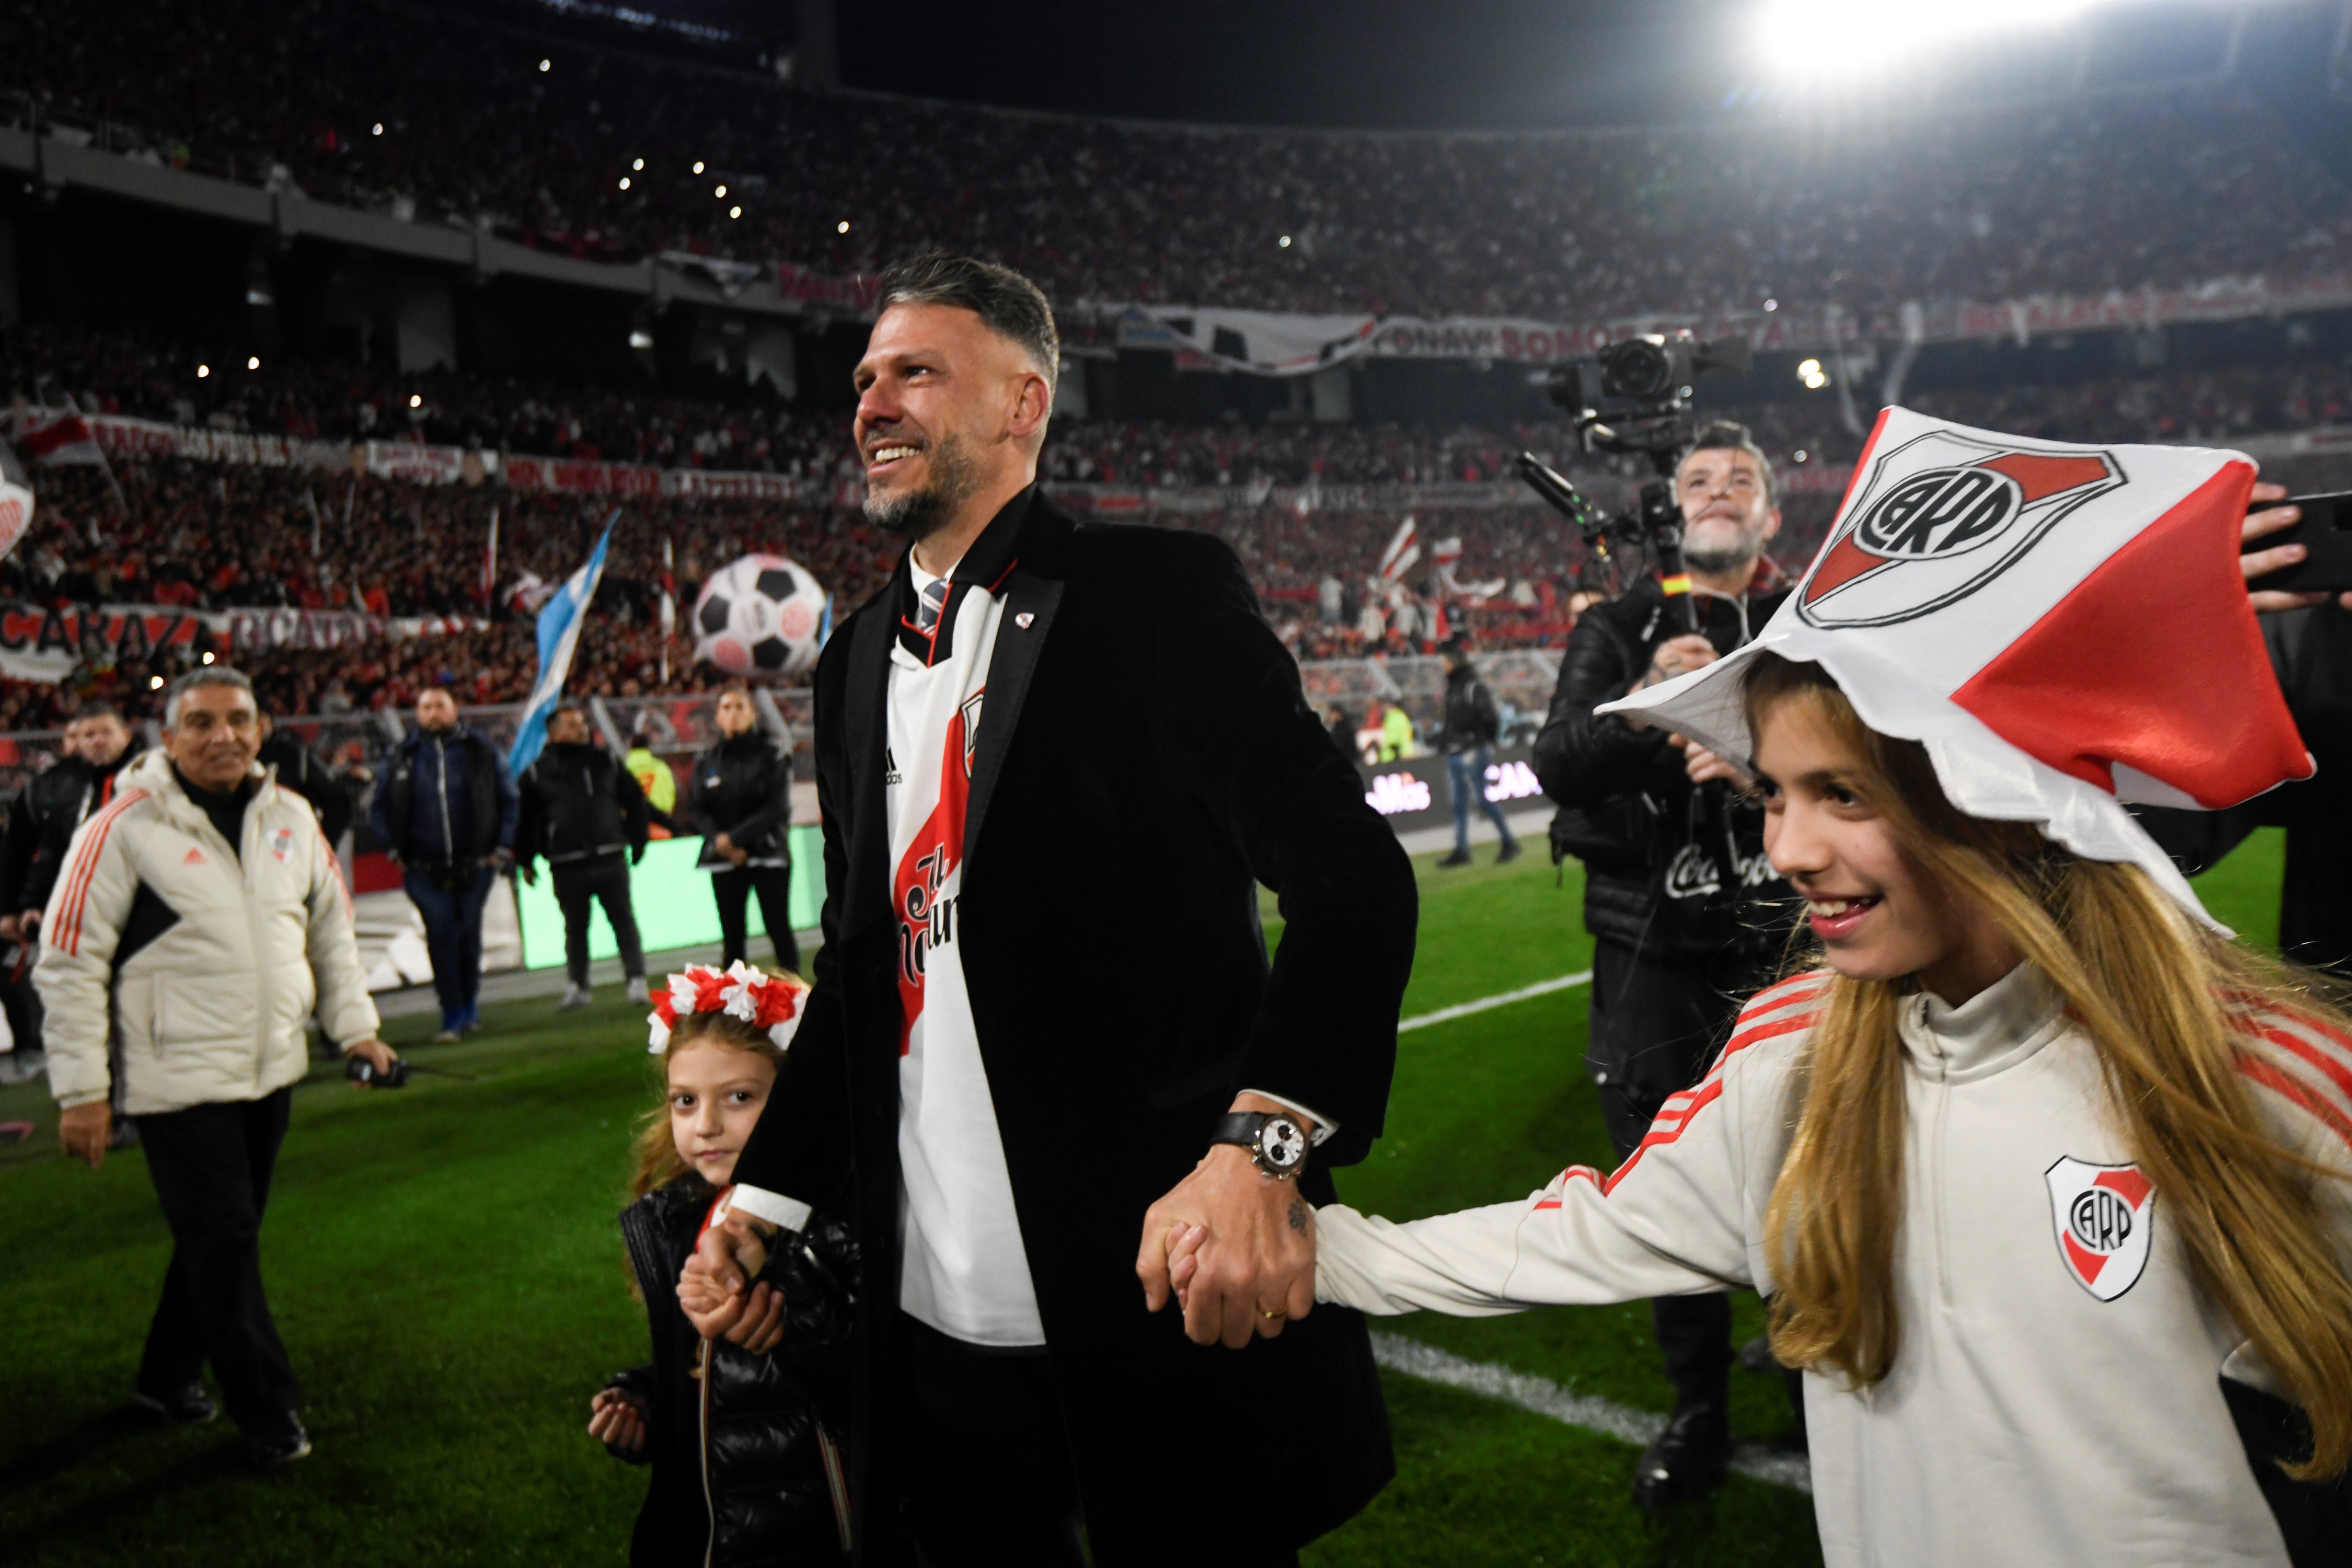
xmin=1516 ymin=332 xmax=1753 ymax=627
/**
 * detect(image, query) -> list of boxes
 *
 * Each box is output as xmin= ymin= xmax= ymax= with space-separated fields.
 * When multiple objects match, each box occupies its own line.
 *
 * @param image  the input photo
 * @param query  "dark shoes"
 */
xmin=129 ymin=1381 xmax=218 ymax=1426
xmin=1631 ymin=1400 xmax=1732 ymax=1509
xmin=1437 ymin=849 xmax=1473 ymax=868
xmin=1495 ymin=839 xmax=1523 ymax=864
xmin=245 ymin=1416 xmax=313 ymax=1468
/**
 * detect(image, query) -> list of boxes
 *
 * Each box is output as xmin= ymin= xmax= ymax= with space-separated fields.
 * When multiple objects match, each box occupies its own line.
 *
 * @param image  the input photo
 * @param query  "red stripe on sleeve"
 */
xmin=2240 ymin=1057 xmax=2352 ymax=1158
xmin=54 ymin=788 xmax=148 ymax=955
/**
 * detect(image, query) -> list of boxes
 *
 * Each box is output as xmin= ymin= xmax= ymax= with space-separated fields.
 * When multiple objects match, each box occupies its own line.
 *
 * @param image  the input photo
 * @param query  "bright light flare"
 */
xmin=247 ymin=355 xmax=261 ymax=370
xmin=1755 ymin=0 xmax=2102 ymax=77
xmin=729 ymin=205 xmax=742 ymax=219
xmin=197 ymin=364 xmax=211 ymax=379
xmin=409 ymin=394 xmax=423 ymax=408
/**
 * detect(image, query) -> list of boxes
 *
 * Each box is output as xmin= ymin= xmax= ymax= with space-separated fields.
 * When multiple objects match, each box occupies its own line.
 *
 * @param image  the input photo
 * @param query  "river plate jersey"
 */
xmin=886 ymin=556 xmax=1042 ymax=1346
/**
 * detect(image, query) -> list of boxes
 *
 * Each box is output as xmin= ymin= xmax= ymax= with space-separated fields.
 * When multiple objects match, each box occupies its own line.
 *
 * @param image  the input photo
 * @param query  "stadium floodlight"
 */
xmin=1764 ymin=298 xmax=1779 ymax=312
xmin=409 ymin=394 xmax=422 ymax=409
xmin=1798 ymin=357 xmax=1830 ymax=389
xmin=197 ymin=364 xmax=210 ymax=379
xmin=247 ymin=355 xmax=260 ymax=371
xmin=538 ymin=57 xmax=551 ymax=72
xmin=201 ymin=651 xmax=215 ymax=665
xmin=149 ymin=675 xmax=164 ymax=689
xmin=729 ymin=205 xmax=742 ymax=219
xmin=1795 ymin=448 xmax=1810 ymax=462
xmin=837 ymin=219 xmax=850 ymax=233
xmin=693 ymin=160 xmax=706 ymax=174
xmin=618 ymin=176 xmax=631 ymax=190
xmin=1279 ymin=235 xmax=1292 ymax=248
xmin=372 ymin=122 xmax=384 ymax=136
xmin=632 ymin=157 xmax=644 ymax=170
xmin=714 ymin=183 xmax=727 ymax=198
xmin=1754 ymin=0 xmax=2112 ymax=77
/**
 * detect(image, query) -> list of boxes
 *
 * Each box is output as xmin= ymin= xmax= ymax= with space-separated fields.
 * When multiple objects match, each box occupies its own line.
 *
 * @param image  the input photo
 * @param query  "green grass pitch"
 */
xmin=0 ymin=828 xmax=2289 ymax=1565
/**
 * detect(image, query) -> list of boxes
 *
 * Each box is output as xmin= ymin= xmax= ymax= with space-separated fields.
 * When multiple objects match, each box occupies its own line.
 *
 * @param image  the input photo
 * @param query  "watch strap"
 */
xmin=1209 ymin=1111 xmax=1268 ymax=1149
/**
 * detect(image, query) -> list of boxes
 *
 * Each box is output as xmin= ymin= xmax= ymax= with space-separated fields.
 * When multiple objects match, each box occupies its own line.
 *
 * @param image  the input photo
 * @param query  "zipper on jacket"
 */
xmin=697 ymin=1339 xmax=718 ymax=1568
xmin=434 ymin=737 xmax=455 ymax=860
xmin=1916 ymin=1005 xmax=1956 ymax=1314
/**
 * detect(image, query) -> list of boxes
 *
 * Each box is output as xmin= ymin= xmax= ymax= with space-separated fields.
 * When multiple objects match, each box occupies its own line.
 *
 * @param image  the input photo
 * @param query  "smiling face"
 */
xmin=665 ymin=1037 xmax=778 ymax=1188
xmin=165 ymin=682 xmax=262 ymax=793
xmin=1676 ymin=445 xmax=1782 ymax=577
xmin=1750 ymin=690 xmax=2021 ymax=1004
xmin=851 ymin=301 xmax=1051 ymax=543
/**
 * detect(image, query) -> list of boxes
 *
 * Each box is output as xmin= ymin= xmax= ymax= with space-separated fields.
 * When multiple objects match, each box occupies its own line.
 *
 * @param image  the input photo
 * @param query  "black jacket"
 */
xmin=730 ymin=489 xmax=1415 ymax=1566
xmin=1532 ymin=566 xmax=1796 ymax=963
xmin=688 ymin=731 xmax=794 ymax=870
xmin=259 ymin=731 xmax=353 ymax=845
xmin=370 ymin=725 xmax=516 ymax=863
xmin=1438 ymin=662 xmax=1500 ymax=754
xmin=609 ymin=1177 xmax=857 ymax=1568
xmin=516 ymin=743 xmax=651 ymax=870
xmin=1 ymin=745 xmax=136 ymax=916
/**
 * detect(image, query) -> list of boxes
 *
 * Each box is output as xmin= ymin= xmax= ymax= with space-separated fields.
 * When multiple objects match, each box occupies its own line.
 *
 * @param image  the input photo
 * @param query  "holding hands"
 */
xmin=1136 ymin=1094 xmax=1318 ymax=1348
xmin=678 ymin=1215 xmax=790 ymax=1354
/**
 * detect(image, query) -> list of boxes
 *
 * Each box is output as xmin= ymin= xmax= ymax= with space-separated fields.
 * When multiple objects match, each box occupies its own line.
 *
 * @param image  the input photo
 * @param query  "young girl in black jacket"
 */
xmin=589 ymin=962 xmax=857 ymax=1567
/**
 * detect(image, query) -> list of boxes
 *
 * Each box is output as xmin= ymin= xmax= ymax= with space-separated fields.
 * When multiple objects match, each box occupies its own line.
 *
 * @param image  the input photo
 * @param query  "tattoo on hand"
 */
xmin=1288 ymin=1198 xmax=1309 ymax=1234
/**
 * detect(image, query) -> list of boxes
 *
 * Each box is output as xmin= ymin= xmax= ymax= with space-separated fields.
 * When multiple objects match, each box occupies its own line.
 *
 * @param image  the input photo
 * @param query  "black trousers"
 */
xmin=890 ymin=1315 xmax=1302 ymax=1568
xmin=552 ymin=854 xmax=644 ymax=987
xmin=135 ymin=1087 xmax=300 ymax=1434
xmin=1587 ymin=938 xmax=1760 ymax=1412
xmin=711 ymin=864 xmax=800 ymax=972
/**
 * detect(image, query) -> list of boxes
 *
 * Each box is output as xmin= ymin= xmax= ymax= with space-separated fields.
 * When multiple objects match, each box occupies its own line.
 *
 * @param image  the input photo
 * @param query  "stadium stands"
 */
xmin=8 ymin=0 xmax=2350 ymax=321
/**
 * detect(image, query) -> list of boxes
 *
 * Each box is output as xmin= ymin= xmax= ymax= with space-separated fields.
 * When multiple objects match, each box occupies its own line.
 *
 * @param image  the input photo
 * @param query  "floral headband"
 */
xmin=647 ymin=960 xmax=811 ymax=1054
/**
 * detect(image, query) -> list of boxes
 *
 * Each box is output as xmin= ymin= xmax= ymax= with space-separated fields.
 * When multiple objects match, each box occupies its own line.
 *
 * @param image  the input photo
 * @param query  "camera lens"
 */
xmin=1601 ymin=339 xmax=1674 ymax=402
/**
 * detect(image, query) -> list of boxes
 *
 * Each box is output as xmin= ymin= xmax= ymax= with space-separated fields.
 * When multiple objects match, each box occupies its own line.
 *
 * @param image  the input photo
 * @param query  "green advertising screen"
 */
xmin=514 ymin=826 xmax=827 ymax=971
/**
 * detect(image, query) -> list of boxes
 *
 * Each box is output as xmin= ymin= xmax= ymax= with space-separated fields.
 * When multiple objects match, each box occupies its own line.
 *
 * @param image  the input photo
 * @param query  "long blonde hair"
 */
xmin=1747 ymin=654 xmax=2352 ymax=1478
xmin=628 ymin=1010 xmax=789 ymax=1201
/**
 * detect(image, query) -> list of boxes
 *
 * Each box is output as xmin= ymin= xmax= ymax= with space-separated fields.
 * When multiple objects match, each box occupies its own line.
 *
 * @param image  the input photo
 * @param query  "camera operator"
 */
xmin=1531 ymin=419 xmax=1798 ymax=1508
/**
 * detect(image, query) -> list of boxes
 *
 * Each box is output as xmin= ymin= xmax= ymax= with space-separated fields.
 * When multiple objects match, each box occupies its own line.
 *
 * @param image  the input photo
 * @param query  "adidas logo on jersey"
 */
xmin=183 ymin=847 xmax=206 ymax=866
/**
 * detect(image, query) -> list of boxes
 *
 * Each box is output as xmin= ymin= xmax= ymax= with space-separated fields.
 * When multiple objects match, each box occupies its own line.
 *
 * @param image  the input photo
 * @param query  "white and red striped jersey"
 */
xmin=1315 ymin=963 xmax=2352 ymax=1567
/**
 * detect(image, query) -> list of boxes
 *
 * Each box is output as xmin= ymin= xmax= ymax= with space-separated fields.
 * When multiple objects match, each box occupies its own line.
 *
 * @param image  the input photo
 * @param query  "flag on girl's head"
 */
xmin=508 ymin=510 xmax=619 ymax=776
xmin=1602 ymin=407 xmax=2311 ymax=927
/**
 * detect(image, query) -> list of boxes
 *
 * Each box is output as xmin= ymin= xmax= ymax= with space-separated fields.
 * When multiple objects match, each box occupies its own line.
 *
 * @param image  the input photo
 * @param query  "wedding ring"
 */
xmin=1260 ymin=1307 xmax=1287 ymax=1321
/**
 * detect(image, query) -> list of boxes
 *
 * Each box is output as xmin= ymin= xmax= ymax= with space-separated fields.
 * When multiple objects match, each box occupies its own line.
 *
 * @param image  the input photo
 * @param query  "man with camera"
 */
xmin=370 ymin=687 xmax=517 ymax=1043
xmin=1532 ymin=419 xmax=1798 ymax=1507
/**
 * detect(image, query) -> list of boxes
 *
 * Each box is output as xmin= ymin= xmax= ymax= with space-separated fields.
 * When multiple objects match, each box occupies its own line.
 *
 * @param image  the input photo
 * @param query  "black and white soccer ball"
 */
xmin=691 ymin=554 xmax=826 ymax=676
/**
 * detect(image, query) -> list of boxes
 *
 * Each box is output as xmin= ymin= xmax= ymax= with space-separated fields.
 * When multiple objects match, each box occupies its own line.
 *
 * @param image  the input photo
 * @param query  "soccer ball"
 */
xmin=691 ymin=554 xmax=827 ymax=676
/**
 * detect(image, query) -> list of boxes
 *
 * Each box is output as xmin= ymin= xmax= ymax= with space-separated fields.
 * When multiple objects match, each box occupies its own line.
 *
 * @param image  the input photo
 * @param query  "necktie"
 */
xmin=915 ymin=577 xmax=950 ymax=637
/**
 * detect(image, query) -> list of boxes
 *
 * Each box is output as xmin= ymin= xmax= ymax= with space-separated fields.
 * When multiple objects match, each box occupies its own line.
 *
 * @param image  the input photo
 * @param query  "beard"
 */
xmin=863 ymin=431 xmax=982 ymax=540
xmin=1682 ymin=540 xmax=1761 ymax=575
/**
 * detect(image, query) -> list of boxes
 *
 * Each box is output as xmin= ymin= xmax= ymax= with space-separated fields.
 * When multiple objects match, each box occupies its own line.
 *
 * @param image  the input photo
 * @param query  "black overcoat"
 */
xmin=731 ymin=488 xmax=1417 ymax=1566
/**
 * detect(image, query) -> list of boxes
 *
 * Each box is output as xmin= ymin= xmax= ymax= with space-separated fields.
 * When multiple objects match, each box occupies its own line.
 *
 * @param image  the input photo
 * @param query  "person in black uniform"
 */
xmin=256 ymin=713 xmax=354 ymax=846
xmin=686 ymin=684 xmax=800 ymax=974
xmin=0 ymin=705 xmax=137 ymax=1085
xmin=516 ymin=703 xmax=652 ymax=1009
xmin=1532 ymin=420 xmax=1802 ymax=1507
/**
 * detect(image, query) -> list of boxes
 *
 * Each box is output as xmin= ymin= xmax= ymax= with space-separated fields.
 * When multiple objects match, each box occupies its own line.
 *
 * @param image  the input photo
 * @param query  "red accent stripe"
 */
xmin=1721 ymin=1009 xmax=1820 ymax=1060
xmin=55 ymin=788 xmax=149 ymax=955
xmin=2258 ymin=1027 xmax=2352 ymax=1111
xmin=1737 ymin=971 xmax=1833 ymax=1022
xmin=1533 ymin=1166 xmax=1604 ymax=1209
xmin=1606 ymin=1075 xmax=1730 ymax=1195
xmin=985 ymin=557 xmax=1020 ymax=594
xmin=2241 ymin=1057 xmax=2352 ymax=1157
xmin=1601 ymin=1005 xmax=1823 ymax=1197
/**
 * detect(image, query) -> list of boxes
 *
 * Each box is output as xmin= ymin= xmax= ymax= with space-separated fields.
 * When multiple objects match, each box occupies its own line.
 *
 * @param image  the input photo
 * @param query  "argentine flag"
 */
xmin=508 ymin=509 xmax=618 ymax=775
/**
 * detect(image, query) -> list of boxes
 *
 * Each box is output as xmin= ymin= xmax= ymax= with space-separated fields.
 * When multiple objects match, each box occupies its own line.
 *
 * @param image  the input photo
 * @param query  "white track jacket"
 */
xmin=1315 ymin=964 xmax=2352 ymax=1567
xmin=38 ymin=749 xmax=378 ymax=1116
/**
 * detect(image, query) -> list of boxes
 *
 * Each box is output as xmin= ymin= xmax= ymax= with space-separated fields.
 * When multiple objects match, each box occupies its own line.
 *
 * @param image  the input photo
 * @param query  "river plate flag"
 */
xmin=509 ymin=509 xmax=618 ymax=776
xmin=1600 ymin=406 xmax=2312 ymax=928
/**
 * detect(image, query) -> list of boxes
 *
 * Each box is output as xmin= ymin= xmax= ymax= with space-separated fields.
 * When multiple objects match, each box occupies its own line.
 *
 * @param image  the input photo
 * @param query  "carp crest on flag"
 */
xmin=1798 ymin=428 xmax=2126 ymax=628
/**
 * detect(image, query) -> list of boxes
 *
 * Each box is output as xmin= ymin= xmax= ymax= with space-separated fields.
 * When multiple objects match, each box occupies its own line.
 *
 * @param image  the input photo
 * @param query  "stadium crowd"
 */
xmin=9 ymin=0 xmax=2351 ymax=321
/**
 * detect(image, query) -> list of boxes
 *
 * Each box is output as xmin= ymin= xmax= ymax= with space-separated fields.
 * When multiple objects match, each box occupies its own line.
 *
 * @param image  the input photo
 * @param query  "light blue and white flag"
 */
xmin=508 ymin=509 xmax=618 ymax=776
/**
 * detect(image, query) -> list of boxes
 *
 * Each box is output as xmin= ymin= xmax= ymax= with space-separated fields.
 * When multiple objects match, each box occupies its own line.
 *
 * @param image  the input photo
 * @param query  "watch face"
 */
xmin=1258 ymin=1116 xmax=1308 ymax=1172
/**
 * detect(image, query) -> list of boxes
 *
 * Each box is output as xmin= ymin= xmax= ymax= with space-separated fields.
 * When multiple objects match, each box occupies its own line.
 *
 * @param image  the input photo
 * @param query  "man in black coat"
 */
xmin=256 ymin=713 xmax=354 ymax=846
xmin=368 ymin=689 xmax=518 ymax=1042
xmin=1531 ymin=421 xmax=1801 ymax=1506
xmin=683 ymin=254 xmax=1417 ymax=1568
xmin=686 ymin=685 xmax=799 ymax=973
xmin=0 ymin=704 xmax=136 ymax=1080
xmin=515 ymin=704 xmax=652 ymax=1009
xmin=1435 ymin=636 xmax=1520 ymax=868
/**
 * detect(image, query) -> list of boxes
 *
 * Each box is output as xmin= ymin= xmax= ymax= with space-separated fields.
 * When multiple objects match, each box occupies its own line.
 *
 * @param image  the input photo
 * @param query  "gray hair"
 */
xmin=877 ymin=252 xmax=1059 ymax=400
xmin=164 ymin=666 xmax=257 ymax=728
xmin=1682 ymin=420 xmax=1778 ymax=509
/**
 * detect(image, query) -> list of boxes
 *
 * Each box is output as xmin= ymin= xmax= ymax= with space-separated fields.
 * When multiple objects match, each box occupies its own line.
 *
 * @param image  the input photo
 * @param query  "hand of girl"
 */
xmin=729 ymin=1281 xmax=789 ymax=1354
xmin=587 ymin=1388 xmax=648 ymax=1452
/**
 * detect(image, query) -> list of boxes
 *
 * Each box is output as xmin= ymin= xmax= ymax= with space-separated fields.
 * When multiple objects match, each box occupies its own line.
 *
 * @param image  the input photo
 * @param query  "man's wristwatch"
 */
xmin=1210 ymin=1111 xmax=1310 ymax=1181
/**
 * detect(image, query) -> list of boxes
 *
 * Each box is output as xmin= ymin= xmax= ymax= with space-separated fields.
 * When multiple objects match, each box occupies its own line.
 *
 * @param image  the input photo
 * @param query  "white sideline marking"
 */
xmin=1370 ymin=1332 xmax=1814 ymax=1494
xmin=1397 ymin=971 xmax=1593 ymax=1033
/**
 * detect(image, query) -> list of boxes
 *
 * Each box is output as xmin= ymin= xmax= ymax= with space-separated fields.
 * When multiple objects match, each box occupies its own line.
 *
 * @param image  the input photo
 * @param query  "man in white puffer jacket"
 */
xmin=39 ymin=667 xmax=397 ymax=1467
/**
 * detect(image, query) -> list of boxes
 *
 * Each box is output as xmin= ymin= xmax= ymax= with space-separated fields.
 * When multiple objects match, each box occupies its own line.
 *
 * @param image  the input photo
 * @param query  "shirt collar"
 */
xmin=1897 ymin=961 xmax=2069 ymax=1083
xmin=892 ymin=486 xmax=1036 ymax=667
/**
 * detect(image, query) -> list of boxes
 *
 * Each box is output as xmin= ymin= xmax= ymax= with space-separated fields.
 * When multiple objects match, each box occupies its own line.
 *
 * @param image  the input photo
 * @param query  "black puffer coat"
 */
xmin=606 ymin=1177 xmax=859 ymax=1568
xmin=1531 ymin=565 xmax=1797 ymax=964
xmin=686 ymin=732 xmax=794 ymax=871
